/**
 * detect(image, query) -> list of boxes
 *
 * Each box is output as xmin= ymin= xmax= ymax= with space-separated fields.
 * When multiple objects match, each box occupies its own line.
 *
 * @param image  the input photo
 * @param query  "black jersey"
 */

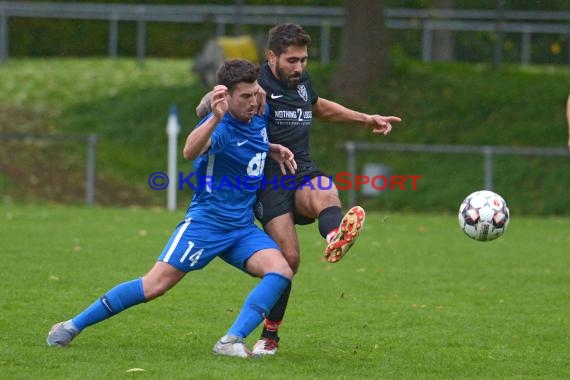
xmin=258 ymin=63 xmax=318 ymax=174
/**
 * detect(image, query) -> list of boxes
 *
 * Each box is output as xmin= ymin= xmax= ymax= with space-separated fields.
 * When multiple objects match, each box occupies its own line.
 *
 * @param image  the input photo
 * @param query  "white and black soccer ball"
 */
xmin=458 ymin=190 xmax=510 ymax=242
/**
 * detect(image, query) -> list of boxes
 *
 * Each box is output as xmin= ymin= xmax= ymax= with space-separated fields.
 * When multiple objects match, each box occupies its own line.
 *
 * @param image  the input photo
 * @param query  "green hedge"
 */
xmin=0 ymin=56 xmax=568 ymax=214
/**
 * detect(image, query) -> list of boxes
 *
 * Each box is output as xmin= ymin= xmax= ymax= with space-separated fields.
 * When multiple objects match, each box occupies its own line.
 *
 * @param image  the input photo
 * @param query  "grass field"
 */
xmin=1 ymin=204 xmax=568 ymax=379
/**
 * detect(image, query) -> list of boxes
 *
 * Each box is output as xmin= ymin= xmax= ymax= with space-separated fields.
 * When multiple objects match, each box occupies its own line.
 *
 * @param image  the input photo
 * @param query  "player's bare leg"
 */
xmin=263 ymin=212 xmax=301 ymax=273
xmin=294 ymin=176 xmax=341 ymax=218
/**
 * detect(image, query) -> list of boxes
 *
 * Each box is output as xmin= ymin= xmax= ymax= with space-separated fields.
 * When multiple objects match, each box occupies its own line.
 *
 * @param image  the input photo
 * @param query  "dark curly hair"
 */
xmin=216 ymin=59 xmax=260 ymax=93
xmin=267 ymin=23 xmax=311 ymax=56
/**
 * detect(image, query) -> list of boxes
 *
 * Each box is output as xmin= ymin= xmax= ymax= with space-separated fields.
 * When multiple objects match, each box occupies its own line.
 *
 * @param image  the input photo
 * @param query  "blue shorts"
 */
xmin=157 ymin=219 xmax=280 ymax=273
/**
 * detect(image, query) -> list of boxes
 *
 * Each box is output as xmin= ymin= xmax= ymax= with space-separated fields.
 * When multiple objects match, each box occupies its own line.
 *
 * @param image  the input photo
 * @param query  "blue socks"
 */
xmin=70 ymin=273 xmax=290 ymax=338
xmin=228 ymin=272 xmax=291 ymax=338
xmin=72 ymin=278 xmax=146 ymax=331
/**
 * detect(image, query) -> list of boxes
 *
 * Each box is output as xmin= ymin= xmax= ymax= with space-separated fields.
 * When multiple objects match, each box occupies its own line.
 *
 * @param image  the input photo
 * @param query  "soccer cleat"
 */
xmin=47 ymin=320 xmax=79 ymax=347
xmin=212 ymin=335 xmax=251 ymax=358
xmin=324 ymin=206 xmax=366 ymax=263
xmin=251 ymin=338 xmax=279 ymax=356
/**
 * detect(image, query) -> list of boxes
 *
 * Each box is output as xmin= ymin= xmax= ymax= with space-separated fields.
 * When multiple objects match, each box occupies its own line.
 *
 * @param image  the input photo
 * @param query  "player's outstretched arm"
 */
xmin=313 ymin=97 xmax=402 ymax=136
xmin=269 ymin=143 xmax=297 ymax=175
xmin=184 ymin=85 xmax=228 ymax=160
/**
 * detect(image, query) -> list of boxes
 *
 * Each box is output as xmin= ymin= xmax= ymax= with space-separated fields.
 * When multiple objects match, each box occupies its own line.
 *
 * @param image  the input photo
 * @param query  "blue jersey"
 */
xmin=185 ymin=111 xmax=270 ymax=230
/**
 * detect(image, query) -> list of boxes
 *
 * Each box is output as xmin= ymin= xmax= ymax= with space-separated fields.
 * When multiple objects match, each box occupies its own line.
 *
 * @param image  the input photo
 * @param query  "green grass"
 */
xmin=1 ymin=204 xmax=569 ymax=379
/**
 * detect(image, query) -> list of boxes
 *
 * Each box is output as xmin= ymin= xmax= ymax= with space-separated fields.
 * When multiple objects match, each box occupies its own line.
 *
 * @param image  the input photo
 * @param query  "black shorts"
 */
xmin=254 ymin=164 xmax=327 ymax=226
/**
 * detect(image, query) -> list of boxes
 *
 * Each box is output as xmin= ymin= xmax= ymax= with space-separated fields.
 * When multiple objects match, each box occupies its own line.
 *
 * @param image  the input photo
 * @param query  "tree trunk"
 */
xmin=432 ymin=0 xmax=455 ymax=62
xmin=333 ymin=0 xmax=388 ymax=102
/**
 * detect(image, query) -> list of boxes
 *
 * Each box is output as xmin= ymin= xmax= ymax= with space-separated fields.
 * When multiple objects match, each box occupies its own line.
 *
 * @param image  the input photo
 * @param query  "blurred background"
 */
xmin=0 ymin=0 xmax=568 ymax=215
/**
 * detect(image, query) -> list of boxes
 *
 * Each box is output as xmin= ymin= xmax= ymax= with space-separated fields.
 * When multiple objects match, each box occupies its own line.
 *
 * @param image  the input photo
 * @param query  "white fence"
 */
xmin=1 ymin=2 xmax=569 ymax=64
xmin=341 ymin=141 xmax=570 ymax=206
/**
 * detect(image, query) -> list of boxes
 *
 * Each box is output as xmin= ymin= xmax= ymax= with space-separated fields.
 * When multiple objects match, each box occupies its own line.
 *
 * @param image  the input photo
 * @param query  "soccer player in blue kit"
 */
xmin=47 ymin=59 xmax=297 ymax=358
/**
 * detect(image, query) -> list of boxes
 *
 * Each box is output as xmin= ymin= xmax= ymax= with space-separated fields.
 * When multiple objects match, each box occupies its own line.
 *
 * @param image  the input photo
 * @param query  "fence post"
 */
xmin=166 ymin=105 xmax=180 ymax=211
xmin=86 ymin=134 xmax=98 ymax=207
xmin=216 ymin=16 xmax=226 ymax=36
xmin=521 ymin=26 xmax=531 ymax=65
xmin=108 ymin=13 xmax=119 ymax=59
xmin=233 ymin=0 xmax=243 ymax=36
xmin=320 ymin=20 xmax=331 ymax=64
xmin=421 ymin=19 xmax=433 ymax=62
xmin=483 ymin=146 xmax=494 ymax=191
xmin=136 ymin=17 xmax=146 ymax=66
xmin=493 ymin=0 xmax=506 ymax=69
xmin=0 ymin=7 xmax=8 ymax=64
xmin=567 ymin=32 xmax=570 ymax=64
xmin=346 ymin=141 xmax=357 ymax=206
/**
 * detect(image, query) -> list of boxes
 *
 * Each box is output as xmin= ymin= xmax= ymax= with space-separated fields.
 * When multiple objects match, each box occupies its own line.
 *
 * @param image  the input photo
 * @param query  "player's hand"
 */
xmin=256 ymin=87 xmax=267 ymax=116
xmin=366 ymin=115 xmax=402 ymax=135
xmin=210 ymin=85 xmax=229 ymax=119
xmin=269 ymin=144 xmax=297 ymax=175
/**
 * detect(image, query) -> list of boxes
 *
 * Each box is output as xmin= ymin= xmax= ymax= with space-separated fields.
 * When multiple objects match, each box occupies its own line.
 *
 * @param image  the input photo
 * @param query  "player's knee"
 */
xmin=291 ymin=258 xmax=300 ymax=273
xmin=142 ymin=279 xmax=172 ymax=300
xmin=283 ymin=249 xmax=300 ymax=273
xmin=319 ymin=188 xmax=341 ymax=208
xmin=297 ymin=188 xmax=340 ymax=218
xmin=143 ymin=286 xmax=165 ymax=300
xmin=263 ymin=254 xmax=294 ymax=279
xmin=275 ymin=264 xmax=294 ymax=280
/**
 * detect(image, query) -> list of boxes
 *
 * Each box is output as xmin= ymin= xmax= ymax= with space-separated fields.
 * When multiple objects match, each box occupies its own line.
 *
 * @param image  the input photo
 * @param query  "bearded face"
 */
xmin=270 ymin=45 xmax=308 ymax=88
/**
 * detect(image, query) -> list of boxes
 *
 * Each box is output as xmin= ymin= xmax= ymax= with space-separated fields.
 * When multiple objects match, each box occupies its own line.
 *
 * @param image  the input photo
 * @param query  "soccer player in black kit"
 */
xmin=197 ymin=23 xmax=401 ymax=356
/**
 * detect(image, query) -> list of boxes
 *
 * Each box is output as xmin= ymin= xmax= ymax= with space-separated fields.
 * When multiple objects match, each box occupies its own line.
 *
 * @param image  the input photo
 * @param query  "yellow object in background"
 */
xmin=216 ymin=36 xmax=260 ymax=63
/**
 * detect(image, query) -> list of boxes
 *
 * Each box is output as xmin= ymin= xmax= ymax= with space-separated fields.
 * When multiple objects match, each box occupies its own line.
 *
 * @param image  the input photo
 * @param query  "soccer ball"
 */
xmin=458 ymin=190 xmax=510 ymax=241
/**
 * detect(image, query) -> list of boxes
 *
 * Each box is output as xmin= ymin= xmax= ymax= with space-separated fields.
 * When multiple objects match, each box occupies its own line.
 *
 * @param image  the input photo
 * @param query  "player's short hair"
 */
xmin=216 ymin=59 xmax=260 ymax=93
xmin=267 ymin=23 xmax=311 ymax=56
